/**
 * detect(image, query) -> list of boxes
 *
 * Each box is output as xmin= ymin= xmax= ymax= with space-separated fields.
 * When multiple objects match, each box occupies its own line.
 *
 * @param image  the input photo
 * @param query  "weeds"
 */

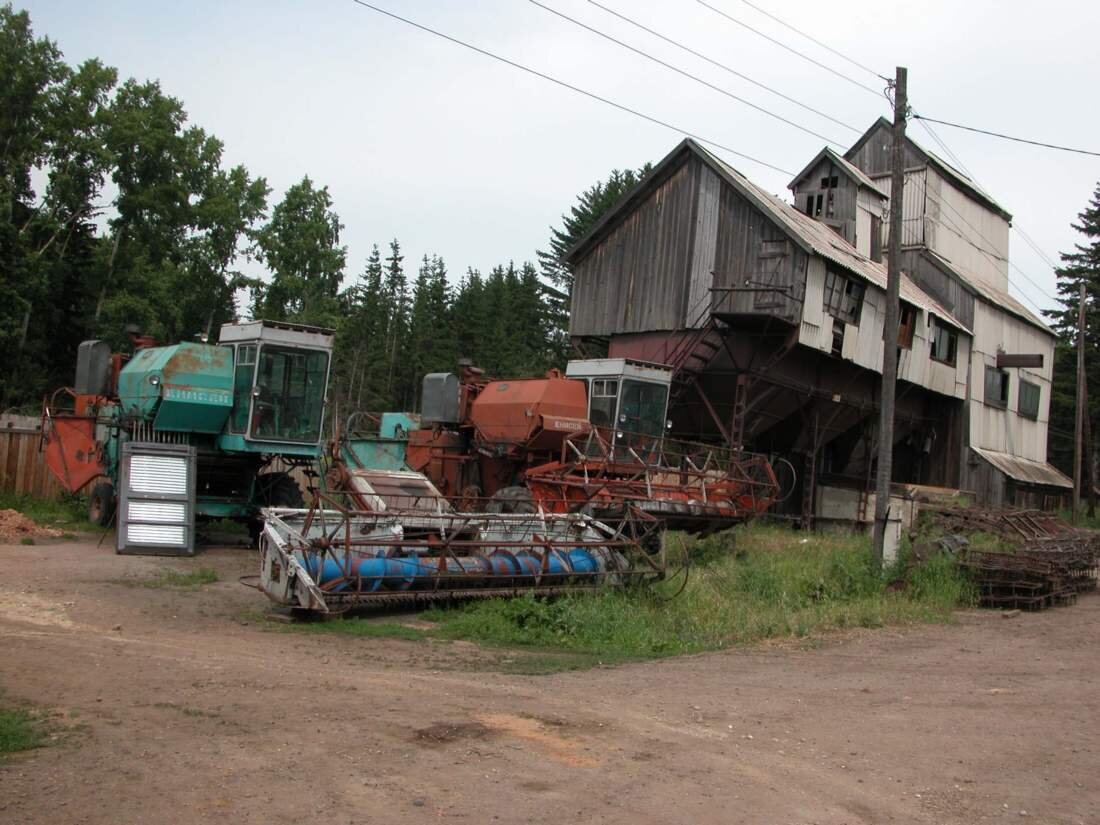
xmin=0 ymin=706 xmax=49 ymax=754
xmin=0 ymin=491 xmax=91 ymax=531
xmin=421 ymin=524 xmax=975 ymax=661
xmin=273 ymin=524 xmax=976 ymax=672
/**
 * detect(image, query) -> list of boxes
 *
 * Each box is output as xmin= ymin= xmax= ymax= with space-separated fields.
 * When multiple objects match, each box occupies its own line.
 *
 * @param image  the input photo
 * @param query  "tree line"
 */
xmin=0 ymin=5 xmax=645 ymax=417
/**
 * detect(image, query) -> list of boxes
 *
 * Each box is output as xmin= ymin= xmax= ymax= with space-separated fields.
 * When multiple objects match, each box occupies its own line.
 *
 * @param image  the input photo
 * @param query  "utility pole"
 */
xmin=1073 ymin=282 xmax=1086 ymax=524
xmin=872 ymin=66 xmax=907 ymax=567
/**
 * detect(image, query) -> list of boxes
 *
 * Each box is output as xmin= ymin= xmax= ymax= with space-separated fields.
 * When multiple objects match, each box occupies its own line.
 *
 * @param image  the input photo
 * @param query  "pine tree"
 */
xmin=536 ymin=164 xmax=652 ymax=296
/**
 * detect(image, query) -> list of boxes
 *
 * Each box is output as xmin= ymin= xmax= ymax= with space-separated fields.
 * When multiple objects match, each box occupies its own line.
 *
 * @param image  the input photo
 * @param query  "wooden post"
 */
xmin=872 ymin=66 xmax=907 ymax=566
xmin=1074 ymin=282 xmax=1086 ymax=524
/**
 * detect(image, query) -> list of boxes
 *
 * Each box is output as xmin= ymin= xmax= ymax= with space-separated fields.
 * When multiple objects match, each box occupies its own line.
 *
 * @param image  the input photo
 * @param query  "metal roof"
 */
xmin=691 ymin=142 xmax=971 ymax=334
xmin=921 ymin=250 xmax=1054 ymax=337
xmin=971 ymin=446 xmax=1073 ymax=489
xmin=789 ymin=146 xmax=888 ymax=198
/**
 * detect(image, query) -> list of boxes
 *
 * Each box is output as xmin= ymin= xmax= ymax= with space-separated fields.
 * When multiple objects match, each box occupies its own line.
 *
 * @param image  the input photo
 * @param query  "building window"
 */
xmin=805 ymin=195 xmax=814 ymax=216
xmin=929 ymin=318 xmax=957 ymax=366
xmin=897 ymin=303 xmax=916 ymax=349
xmin=984 ymin=365 xmax=1009 ymax=409
xmin=823 ymin=268 xmax=864 ymax=325
xmin=831 ymin=318 xmax=845 ymax=357
xmin=1019 ymin=380 xmax=1040 ymax=420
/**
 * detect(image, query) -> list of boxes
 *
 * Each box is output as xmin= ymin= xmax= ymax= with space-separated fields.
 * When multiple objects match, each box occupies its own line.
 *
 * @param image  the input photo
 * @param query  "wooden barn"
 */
xmin=566 ymin=130 xmax=1069 ymax=524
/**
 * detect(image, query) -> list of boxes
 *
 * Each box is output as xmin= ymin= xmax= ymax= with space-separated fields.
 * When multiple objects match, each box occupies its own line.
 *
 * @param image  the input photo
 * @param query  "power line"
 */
xmin=913 ymin=115 xmax=1100 ymax=158
xmin=1014 ymin=224 xmax=1060 ymax=271
xmin=347 ymin=0 xmax=794 ymax=175
xmin=527 ymin=0 xmax=845 ymax=146
xmin=695 ymin=0 xmax=884 ymax=99
xmin=586 ymin=0 xmax=862 ymax=135
xmin=922 ymin=187 xmax=1056 ymax=312
xmin=734 ymin=0 xmax=889 ymax=81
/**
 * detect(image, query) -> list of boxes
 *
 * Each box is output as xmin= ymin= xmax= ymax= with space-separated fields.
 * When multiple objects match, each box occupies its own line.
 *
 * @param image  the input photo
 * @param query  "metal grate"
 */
xmin=117 ymin=442 xmax=196 ymax=556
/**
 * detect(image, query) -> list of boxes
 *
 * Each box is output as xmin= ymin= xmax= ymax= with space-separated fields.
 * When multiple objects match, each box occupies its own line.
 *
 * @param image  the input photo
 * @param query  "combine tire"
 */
xmin=249 ymin=473 xmax=305 ymax=547
xmin=88 ymin=482 xmax=115 ymax=527
xmin=486 ymin=486 xmax=537 ymax=514
xmin=256 ymin=472 xmax=305 ymax=509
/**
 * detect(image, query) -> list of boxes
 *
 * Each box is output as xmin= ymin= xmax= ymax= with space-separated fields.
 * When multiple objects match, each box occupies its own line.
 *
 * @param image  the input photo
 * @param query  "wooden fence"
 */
xmin=0 ymin=415 xmax=66 ymax=500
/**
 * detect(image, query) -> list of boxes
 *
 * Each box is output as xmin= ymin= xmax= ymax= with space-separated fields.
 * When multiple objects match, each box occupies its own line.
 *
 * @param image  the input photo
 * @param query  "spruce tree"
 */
xmin=1045 ymin=182 xmax=1100 ymax=477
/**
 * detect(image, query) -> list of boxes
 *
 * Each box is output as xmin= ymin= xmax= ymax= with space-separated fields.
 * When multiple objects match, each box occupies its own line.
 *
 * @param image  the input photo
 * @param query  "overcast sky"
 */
xmin=22 ymin=0 xmax=1100 ymax=317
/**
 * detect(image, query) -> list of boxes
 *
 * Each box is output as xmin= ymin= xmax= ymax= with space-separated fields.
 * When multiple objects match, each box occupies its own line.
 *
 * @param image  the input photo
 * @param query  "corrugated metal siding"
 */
xmin=928 ymin=170 xmax=1011 ymax=292
xmin=570 ymin=158 xmax=701 ymax=336
xmin=872 ymin=168 xmax=927 ymax=247
xmin=968 ymin=300 xmax=1054 ymax=463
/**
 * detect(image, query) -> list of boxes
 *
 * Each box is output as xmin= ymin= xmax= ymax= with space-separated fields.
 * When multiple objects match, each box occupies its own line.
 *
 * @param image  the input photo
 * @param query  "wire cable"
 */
xmin=734 ymin=0 xmax=889 ymax=81
xmin=527 ymin=0 xmax=845 ymax=146
xmin=348 ymin=0 xmax=794 ymax=175
xmin=695 ymin=0 xmax=884 ymax=98
xmin=913 ymin=115 xmax=1100 ymax=158
xmin=586 ymin=0 xmax=862 ymax=135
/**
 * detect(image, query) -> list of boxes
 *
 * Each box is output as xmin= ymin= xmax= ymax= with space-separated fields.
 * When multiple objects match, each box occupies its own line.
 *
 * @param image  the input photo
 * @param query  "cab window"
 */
xmin=250 ymin=346 xmax=329 ymax=442
xmin=588 ymin=378 xmax=618 ymax=428
xmin=618 ymin=379 xmax=668 ymax=437
xmin=230 ymin=344 xmax=256 ymax=433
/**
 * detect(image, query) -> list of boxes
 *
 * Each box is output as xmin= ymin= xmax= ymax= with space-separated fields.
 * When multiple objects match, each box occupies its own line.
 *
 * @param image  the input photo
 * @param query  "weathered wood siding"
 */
xmin=0 ymin=418 xmax=65 ymax=500
xmin=570 ymin=157 xmax=703 ymax=336
xmin=845 ymin=120 xmax=927 ymax=176
xmin=790 ymin=156 xmax=857 ymax=247
xmin=710 ymin=183 xmax=804 ymax=323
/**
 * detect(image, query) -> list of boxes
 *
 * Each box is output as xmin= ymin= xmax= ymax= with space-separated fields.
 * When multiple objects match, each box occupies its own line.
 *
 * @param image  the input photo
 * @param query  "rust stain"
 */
xmin=476 ymin=713 xmax=599 ymax=768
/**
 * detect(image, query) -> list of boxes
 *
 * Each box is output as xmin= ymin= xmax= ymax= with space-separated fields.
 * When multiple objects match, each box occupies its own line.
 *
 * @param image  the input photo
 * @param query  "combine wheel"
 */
xmin=249 ymin=473 xmax=305 ymax=547
xmin=88 ymin=481 xmax=115 ymax=527
xmin=486 ymin=486 xmax=536 ymax=514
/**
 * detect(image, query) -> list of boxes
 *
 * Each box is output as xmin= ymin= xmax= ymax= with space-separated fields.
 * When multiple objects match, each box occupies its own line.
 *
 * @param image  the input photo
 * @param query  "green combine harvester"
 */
xmin=42 ymin=320 xmax=334 ymax=554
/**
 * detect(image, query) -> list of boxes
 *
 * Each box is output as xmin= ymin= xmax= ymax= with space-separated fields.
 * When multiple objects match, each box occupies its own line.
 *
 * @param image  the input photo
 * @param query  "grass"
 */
xmin=0 ymin=706 xmax=50 ymax=755
xmin=286 ymin=524 xmax=975 ymax=670
xmin=120 ymin=568 xmax=220 ymax=589
xmin=0 ymin=490 xmax=91 ymax=531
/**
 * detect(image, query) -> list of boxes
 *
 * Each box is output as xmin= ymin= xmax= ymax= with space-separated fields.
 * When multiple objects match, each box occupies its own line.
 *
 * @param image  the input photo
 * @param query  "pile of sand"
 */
xmin=0 ymin=509 xmax=63 ymax=542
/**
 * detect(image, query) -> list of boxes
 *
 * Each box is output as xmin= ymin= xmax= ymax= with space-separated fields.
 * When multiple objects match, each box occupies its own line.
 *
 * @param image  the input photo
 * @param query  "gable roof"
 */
xmin=920 ymin=249 xmax=1054 ymax=337
xmin=789 ymin=146 xmax=888 ymax=198
xmin=844 ymin=117 xmax=1012 ymax=222
xmin=566 ymin=138 xmax=970 ymax=334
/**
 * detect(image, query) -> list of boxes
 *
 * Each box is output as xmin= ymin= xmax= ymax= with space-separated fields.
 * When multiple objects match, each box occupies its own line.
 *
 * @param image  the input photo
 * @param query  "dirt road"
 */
xmin=0 ymin=535 xmax=1095 ymax=825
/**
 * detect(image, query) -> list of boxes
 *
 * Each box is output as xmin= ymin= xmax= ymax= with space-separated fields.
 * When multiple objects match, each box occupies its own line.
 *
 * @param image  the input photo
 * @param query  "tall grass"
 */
xmin=423 ymin=524 xmax=975 ymax=660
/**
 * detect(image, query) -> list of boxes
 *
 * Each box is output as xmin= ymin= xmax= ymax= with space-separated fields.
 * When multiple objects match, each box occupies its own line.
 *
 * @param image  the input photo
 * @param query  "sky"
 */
xmin=21 ymin=0 xmax=1100 ymax=317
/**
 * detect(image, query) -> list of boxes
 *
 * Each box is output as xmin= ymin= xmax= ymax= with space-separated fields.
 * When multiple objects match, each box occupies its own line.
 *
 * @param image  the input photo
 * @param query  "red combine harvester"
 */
xmin=339 ymin=358 xmax=782 ymax=533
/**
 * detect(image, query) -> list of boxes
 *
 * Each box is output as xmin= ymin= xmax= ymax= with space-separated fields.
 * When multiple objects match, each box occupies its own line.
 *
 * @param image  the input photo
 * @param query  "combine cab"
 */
xmin=41 ymin=321 xmax=334 ymax=554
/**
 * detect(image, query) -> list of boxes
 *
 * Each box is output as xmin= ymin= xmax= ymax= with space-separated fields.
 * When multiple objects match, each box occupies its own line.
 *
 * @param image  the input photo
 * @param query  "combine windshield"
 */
xmin=250 ymin=346 xmax=328 ymax=443
xmin=618 ymin=379 xmax=668 ymax=438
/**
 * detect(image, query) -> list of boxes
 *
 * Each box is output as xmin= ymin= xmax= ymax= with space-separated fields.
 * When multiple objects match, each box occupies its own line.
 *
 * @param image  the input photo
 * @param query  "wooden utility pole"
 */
xmin=1073 ymin=282 xmax=1086 ymax=524
xmin=872 ymin=66 xmax=907 ymax=566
